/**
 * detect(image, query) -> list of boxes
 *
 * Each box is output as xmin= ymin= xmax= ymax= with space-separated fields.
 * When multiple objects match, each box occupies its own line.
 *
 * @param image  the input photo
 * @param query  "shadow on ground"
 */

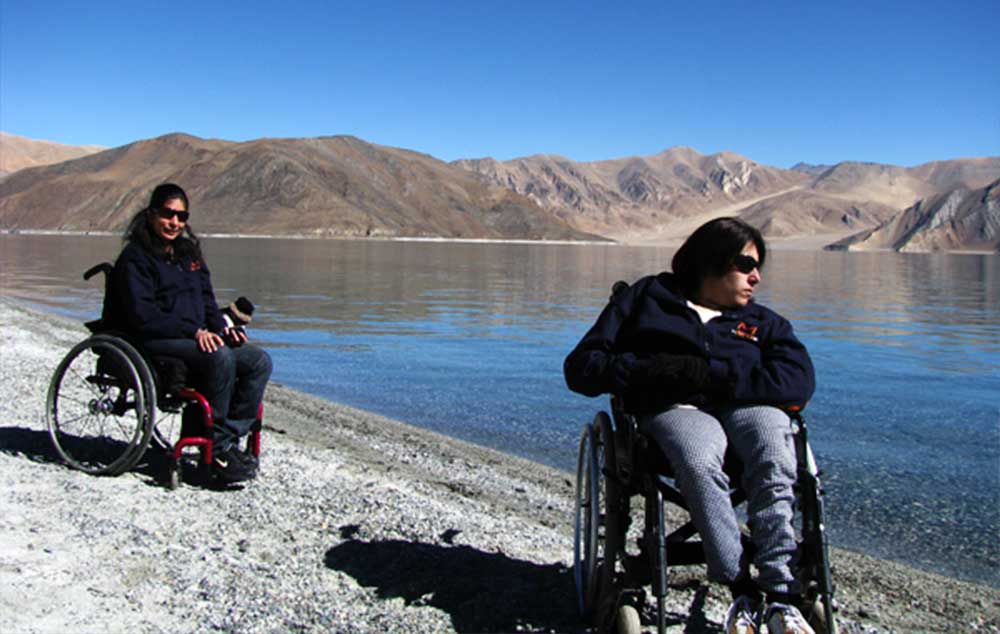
xmin=323 ymin=528 xmax=723 ymax=633
xmin=0 ymin=425 xmax=230 ymax=490
xmin=325 ymin=529 xmax=582 ymax=633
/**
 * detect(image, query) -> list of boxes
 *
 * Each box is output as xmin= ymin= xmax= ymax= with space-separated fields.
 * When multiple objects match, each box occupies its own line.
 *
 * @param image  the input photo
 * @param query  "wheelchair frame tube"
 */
xmin=174 ymin=389 xmax=214 ymax=464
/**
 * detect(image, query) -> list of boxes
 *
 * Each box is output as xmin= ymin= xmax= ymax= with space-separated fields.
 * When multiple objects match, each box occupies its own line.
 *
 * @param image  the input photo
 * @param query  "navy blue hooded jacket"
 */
xmin=108 ymin=242 xmax=225 ymax=340
xmin=563 ymin=272 xmax=814 ymax=412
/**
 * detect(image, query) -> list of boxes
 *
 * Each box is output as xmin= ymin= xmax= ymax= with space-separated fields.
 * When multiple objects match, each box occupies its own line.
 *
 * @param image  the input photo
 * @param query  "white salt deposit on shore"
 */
xmin=1 ymin=296 xmax=997 ymax=633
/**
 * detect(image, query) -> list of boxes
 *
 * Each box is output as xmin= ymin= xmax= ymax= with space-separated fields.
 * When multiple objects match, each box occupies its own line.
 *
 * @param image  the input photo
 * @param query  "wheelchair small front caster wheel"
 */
xmin=168 ymin=464 xmax=180 ymax=490
xmin=615 ymin=604 xmax=641 ymax=634
xmin=809 ymin=597 xmax=837 ymax=634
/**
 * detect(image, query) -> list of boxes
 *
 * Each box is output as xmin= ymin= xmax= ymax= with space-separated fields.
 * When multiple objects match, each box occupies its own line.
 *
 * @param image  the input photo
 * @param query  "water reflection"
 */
xmin=1 ymin=233 xmax=998 ymax=586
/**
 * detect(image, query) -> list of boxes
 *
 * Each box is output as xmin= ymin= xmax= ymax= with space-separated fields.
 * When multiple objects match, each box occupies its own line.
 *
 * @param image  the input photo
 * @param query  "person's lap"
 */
xmin=139 ymin=338 xmax=271 ymax=449
xmin=640 ymin=404 xmax=799 ymax=593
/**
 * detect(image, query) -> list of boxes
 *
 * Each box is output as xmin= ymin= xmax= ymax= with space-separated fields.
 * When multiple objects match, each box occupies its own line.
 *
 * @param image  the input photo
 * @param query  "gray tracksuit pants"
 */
xmin=640 ymin=404 xmax=800 ymax=595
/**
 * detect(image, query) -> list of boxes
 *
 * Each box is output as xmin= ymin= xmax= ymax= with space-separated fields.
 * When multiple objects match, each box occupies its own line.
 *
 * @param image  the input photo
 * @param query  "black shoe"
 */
xmin=213 ymin=447 xmax=256 ymax=483
xmin=234 ymin=447 xmax=259 ymax=474
xmin=240 ymin=448 xmax=260 ymax=470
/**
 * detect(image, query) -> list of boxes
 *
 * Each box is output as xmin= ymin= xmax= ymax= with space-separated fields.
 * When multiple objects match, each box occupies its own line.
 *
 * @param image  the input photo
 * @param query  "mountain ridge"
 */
xmin=2 ymin=132 xmax=998 ymax=249
xmin=0 ymin=132 xmax=106 ymax=177
xmin=0 ymin=133 xmax=597 ymax=241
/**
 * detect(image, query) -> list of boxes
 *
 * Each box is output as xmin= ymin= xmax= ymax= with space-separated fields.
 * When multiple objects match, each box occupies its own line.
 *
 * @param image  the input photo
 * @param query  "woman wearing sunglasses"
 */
xmin=564 ymin=217 xmax=816 ymax=634
xmin=107 ymin=183 xmax=272 ymax=484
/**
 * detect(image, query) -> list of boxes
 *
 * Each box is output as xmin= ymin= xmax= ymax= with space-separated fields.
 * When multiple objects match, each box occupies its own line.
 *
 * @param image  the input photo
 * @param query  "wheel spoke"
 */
xmin=55 ymin=411 xmax=96 ymax=431
xmin=66 ymin=364 xmax=104 ymax=399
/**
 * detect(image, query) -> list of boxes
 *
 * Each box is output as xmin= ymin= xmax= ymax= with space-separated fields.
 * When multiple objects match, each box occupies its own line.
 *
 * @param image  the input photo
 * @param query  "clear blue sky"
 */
xmin=1 ymin=0 xmax=997 ymax=167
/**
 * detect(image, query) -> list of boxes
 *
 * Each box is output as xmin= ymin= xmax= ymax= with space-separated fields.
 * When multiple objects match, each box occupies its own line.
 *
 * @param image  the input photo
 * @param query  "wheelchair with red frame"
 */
xmin=45 ymin=262 xmax=261 ymax=488
xmin=573 ymin=395 xmax=836 ymax=634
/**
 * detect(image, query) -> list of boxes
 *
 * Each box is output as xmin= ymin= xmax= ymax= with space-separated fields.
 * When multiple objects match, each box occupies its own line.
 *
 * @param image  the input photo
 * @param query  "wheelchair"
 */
xmin=44 ymin=262 xmax=262 ymax=488
xmin=573 ymin=396 xmax=836 ymax=634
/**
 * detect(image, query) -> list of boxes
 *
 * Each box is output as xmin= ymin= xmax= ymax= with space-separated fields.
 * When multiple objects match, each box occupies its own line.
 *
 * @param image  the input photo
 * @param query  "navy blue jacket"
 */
xmin=564 ymin=272 xmax=815 ymax=412
xmin=108 ymin=242 xmax=225 ymax=340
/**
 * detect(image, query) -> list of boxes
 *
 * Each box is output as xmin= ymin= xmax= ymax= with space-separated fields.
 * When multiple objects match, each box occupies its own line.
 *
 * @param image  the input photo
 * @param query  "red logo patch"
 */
xmin=732 ymin=321 xmax=759 ymax=342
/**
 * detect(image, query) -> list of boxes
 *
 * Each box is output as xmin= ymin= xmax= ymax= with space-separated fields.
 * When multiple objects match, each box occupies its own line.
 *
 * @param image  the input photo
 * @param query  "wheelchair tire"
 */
xmin=46 ymin=336 xmax=156 ymax=475
xmin=574 ymin=411 xmax=616 ymax=619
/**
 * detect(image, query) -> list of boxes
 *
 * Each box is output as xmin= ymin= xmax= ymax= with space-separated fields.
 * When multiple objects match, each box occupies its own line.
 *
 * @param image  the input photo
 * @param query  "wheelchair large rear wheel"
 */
xmin=574 ymin=411 xmax=616 ymax=619
xmin=46 ymin=336 xmax=156 ymax=475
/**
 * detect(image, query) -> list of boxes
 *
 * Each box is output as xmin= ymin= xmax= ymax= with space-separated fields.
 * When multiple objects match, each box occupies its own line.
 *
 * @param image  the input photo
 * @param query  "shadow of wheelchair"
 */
xmin=322 ymin=530 xmax=722 ymax=633
xmin=0 ymin=425 xmax=222 ymax=489
xmin=324 ymin=528 xmax=580 ymax=633
xmin=0 ymin=426 xmax=64 ymax=465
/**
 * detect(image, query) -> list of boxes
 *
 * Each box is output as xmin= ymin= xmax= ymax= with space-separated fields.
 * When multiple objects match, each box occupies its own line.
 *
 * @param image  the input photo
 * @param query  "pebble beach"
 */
xmin=1 ymin=296 xmax=997 ymax=633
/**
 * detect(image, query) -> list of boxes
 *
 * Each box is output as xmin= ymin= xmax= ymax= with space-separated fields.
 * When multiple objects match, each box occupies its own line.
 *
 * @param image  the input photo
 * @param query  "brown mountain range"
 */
xmin=457 ymin=151 xmax=1000 ymax=246
xmin=0 ymin=132 xmax=105 ymax=177
xmin=0 ymin=134 xmax=596 ymax=241
xmin=2 ymin=131 xmax=998 ymax=249
xmin=827 ymin=179 xmax=1000 ymax=253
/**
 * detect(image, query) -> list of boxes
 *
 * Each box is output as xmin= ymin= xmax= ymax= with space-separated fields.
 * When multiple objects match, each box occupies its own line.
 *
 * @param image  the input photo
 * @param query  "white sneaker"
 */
xmin=724 ymin=595 xmax=760 ymax=634
xmin=764 ymin=602 xmax=815 ymax=634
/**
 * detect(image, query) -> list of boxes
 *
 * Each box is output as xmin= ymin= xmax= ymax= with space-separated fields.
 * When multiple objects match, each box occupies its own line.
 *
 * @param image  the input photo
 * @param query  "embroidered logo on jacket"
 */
xmin=731 ymin=321 xmax=759 ymax=342
xmin=189 ymin=260 xmax=202 ymax=272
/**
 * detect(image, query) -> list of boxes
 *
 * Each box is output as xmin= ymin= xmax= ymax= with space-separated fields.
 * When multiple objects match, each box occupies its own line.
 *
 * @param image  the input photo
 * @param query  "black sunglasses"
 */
xmin=732 ymin=254 xmax=760 ymax=274
xmin=155 ymin=207 xmax=190 ymax=222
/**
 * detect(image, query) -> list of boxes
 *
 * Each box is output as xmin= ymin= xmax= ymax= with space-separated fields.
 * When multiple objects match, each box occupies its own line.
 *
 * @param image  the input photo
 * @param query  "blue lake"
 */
xmin=2 ymin=233 xmax=998 ymax=587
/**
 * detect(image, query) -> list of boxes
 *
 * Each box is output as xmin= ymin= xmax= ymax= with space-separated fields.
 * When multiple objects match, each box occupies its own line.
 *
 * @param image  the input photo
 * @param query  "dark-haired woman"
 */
xmin=564 ymin=217 xmax=816 ymax=634
xmin=109 ymin=183 xmax=272 ymax=484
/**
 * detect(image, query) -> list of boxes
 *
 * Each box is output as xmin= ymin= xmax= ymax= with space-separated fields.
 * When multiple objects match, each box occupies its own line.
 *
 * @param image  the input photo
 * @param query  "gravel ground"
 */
xmin=0 ymin=296 xmax=997 ymax=633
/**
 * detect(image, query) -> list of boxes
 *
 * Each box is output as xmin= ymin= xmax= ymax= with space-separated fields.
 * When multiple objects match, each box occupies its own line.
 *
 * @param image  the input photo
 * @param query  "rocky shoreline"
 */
xmin=1 ymin=296 xmax=997 ymax=633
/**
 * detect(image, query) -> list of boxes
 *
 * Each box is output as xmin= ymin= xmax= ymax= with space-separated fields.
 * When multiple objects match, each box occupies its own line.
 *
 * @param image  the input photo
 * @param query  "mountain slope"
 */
xmin=0 ymin=132 xmax=105 ymax=177
xmin=455 ymin=148 xmax=809 ymax=239
xmin=0 ymin=134 xmax=596 ymax=241
xmin=827 ymin=179 xmax=1000 ymax=253
xmin=458 ymin=150 xmax=1000 ymax=246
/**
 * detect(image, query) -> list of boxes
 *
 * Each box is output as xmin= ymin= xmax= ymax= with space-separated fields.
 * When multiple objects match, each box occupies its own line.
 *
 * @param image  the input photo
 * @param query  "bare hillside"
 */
xmin=3 ymin=131 xmax=998 ymax=250
xmin=0 ymin=132 xmax=105 ymax=177
xmin=455 ymin=148 xmax=808 ymax=239
xmin=0 ymin=134 xmax=596 ymax=241
xmin=828 ymin=179 xmax=1000 ymax=253
xmin=459 ymin=151 xmax=1000 ymax=248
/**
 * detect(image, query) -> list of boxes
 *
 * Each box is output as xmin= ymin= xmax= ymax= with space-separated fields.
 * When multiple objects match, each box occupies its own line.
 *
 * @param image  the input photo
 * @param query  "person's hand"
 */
xmin=195 ymin=328 xmax=224 ymax=353
xmin=222 ymin=326 xmax=248 ymax=346
xmin=614 ymin=353 xmax=710 ymax=390
xmin=610 ymin=352 xmax=640 ymax=392
xmin=644 ymin=354 xmax=709 ymax=387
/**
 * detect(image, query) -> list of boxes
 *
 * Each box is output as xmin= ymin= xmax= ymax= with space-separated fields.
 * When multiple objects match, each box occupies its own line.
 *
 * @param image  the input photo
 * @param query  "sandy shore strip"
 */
xmin=0 ymin=296 xmax=996 ymax=633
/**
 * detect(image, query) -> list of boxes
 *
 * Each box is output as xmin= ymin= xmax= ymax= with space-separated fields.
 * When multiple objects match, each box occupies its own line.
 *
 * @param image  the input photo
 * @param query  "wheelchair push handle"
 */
xmin=83 ymin=262 xmax=113 ymax=281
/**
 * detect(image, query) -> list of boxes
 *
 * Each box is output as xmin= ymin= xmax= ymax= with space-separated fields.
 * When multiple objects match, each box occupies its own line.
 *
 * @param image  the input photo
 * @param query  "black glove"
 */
xmin=611 ymin=352 xmax=710 ymax=392
xmin=643 ymin=353 xmax=709 ymax=390
xmin=609 ymin=352 xmax=641 ymax=393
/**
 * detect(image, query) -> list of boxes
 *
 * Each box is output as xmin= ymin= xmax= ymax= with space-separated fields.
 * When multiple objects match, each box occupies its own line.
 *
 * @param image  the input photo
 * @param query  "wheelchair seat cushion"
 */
xmin=151 ymin=356 xmax=189 ymax=396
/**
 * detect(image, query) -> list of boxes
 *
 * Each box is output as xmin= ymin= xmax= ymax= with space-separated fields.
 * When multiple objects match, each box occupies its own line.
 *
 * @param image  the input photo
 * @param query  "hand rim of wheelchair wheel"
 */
xmin=573 ymin=411 xmax=617 ymax=619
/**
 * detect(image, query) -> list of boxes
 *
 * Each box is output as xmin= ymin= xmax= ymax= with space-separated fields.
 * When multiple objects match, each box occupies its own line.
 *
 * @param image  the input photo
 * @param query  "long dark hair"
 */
xmin=671 ymin=217 xmax=766 ymax=298
xmin=123 ymin=183 xmax=203 ymax=264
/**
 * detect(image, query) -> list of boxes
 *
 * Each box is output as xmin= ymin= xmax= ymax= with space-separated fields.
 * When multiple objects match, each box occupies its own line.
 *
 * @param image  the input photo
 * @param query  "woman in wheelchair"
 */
xmin=105 ymin=183 xmax=272 ymax=484
xmin=565 ymin=217 xmax=817 ymax=634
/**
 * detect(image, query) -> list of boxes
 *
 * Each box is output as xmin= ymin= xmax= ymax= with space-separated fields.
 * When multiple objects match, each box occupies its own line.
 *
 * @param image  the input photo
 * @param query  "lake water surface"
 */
xmin=2 ymin=233 xmax=998 ymax=587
